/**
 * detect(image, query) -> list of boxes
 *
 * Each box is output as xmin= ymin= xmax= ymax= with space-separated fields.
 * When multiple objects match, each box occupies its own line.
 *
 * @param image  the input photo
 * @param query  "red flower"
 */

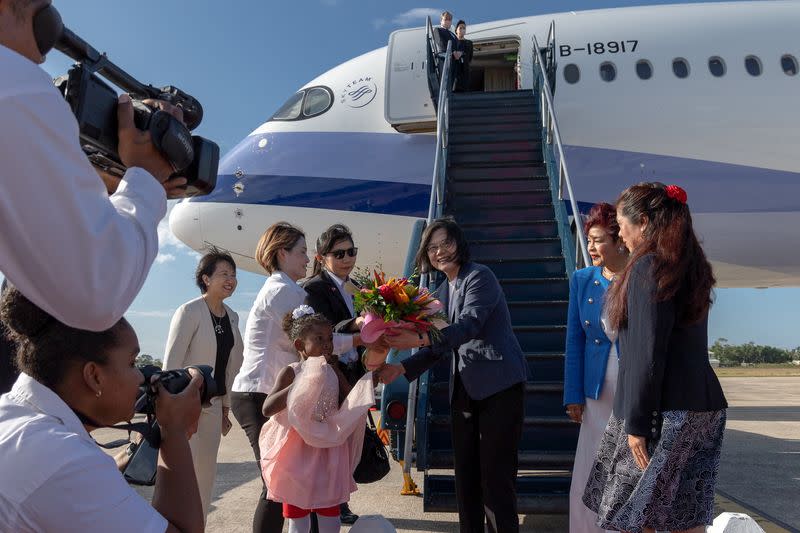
xmin=378 ymin=284 xmax=395 ymax=303
xmin=665 ymin=184 xmax=687 ymax=204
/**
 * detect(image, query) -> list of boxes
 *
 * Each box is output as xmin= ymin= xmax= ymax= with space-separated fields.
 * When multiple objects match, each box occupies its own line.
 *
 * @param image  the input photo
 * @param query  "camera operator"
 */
xmin=0 ymin=285 xmax=205 ymax=533
xmin=0 ymin=0 xmax=188 ymax=332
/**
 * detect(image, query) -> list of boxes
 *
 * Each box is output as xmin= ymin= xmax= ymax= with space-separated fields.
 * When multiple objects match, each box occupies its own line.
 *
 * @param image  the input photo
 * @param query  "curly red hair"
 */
xmin=583 ymin=202 xmax=620 ymax=240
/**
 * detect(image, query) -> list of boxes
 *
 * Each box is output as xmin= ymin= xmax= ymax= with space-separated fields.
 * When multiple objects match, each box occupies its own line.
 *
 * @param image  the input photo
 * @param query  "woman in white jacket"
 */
xmin=163 ymin=248 xmax=244 ymax=520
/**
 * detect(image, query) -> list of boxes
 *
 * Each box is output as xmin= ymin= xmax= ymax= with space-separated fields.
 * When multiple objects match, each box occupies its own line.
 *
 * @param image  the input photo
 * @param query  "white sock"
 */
xmin=317 ymin=514 xmax=342 ymax=533
xmin=287 ymin=515 xmax=311 ymax=533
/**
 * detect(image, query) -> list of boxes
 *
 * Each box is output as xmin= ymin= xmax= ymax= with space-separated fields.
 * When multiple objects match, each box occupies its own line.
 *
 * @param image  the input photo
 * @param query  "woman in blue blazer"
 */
xmin=563 ymin=203 xmax=629 ymax=533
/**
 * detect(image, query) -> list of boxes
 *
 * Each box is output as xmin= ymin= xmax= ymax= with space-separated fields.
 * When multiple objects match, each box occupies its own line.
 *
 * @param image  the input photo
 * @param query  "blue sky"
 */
xmin=28 ymin=0 xmax=798 ymax=357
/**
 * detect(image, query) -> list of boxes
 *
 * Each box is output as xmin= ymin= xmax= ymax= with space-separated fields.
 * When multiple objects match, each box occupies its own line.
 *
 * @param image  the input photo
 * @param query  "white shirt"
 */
xmin=327 ymin=271 xmax=359 ymax=364
xmin=0 ymin=374 xmax=167 ymax=533
xmin=0 ymin=44 xmax=166 ymax=331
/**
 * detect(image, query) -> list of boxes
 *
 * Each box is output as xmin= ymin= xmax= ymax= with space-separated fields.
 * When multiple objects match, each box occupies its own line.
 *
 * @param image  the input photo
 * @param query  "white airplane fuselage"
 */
xmin=170 ymin=1 xmax=800 ymax=288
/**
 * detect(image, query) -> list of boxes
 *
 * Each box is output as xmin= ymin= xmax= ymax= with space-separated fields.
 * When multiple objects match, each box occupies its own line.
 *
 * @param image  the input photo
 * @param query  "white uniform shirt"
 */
xmin=326 ymin=271 xmax=359 ymax=364
xmin=0 ymin=44 xmax=166 ymax=331
xmin=0 ymin=374 xmax=167 ymax=533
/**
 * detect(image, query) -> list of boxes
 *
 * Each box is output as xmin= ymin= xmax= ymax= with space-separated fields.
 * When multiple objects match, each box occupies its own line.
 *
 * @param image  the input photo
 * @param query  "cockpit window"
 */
xmin=271 ymin=92 xmax=304 ymax=120
xmin=303 ymin=87 xmax=333 ymax=117
xmin=271 ymin=86 xmax=334 ymax=121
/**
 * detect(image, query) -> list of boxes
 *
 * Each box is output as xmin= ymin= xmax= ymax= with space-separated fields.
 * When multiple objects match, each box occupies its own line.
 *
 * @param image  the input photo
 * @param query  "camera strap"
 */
xmin=71 ymin=407 xmax=155 ymax=450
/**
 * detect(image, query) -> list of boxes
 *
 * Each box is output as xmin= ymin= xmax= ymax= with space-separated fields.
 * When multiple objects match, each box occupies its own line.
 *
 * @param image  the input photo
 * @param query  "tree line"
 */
xmin=710 ymin=339 xmax=799 ymax=366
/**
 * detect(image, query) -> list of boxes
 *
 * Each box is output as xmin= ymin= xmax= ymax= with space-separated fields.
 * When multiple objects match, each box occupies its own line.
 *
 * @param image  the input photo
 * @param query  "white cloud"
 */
xmin=392 ymin=7 xmax=442 ymax=26
xmin=371 ymin=17 xmax=387 ymax=30
xmin=155 ymin=252 xmax=176 ymax=264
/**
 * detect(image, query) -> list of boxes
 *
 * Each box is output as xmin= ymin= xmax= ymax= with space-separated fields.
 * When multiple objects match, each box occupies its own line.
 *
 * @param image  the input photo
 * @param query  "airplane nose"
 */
xmin=169 ymin=201 xmax=204 ymax=251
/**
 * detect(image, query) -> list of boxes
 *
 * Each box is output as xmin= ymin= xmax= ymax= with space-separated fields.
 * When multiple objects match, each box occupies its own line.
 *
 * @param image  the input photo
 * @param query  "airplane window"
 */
xmin=636 ymin=60 xmax=653 ymax=80
xmin=745 ymin=55 xmax=762 ymax=76
xmin=271 ymin=91 xmax=304 ymax=120
xmin=599 ymin=62 xmax=616 ymax=82
xmin=303 ymin=87 xmax=333 ymax=117
xmin=563 ymin=63 xmax=580 ymax=84
xmin=708 ymin=57 xmax=726 ymax=77
xmin=781 ymin=54 xmax=798 ymax=76
xmin=672 ymin=58 xmax=690 ymax=78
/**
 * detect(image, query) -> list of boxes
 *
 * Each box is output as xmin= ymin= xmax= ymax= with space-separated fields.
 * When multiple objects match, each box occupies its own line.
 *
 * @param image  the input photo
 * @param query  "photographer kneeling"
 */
xmin=0 ymin=286 xmax=205 ymax=533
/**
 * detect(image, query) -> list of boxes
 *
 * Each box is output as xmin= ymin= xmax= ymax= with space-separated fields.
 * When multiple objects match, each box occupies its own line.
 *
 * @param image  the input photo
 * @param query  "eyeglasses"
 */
xmin=325 ymin=247 xmax=358 ymax=260
xmin=426 ymin=239 xmax=455 ymax=255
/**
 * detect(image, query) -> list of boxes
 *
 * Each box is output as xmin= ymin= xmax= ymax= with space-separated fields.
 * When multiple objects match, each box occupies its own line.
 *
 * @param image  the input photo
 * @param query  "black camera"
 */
xmin=123 ymin=364 xmax=219 ymax=486
xmin=53 ymin=27 xmax=219 ymax=196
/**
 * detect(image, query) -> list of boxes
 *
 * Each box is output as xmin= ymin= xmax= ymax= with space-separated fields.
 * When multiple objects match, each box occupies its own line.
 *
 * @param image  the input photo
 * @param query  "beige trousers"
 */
xmin=189 ymin=399 xmax=223 ymax=520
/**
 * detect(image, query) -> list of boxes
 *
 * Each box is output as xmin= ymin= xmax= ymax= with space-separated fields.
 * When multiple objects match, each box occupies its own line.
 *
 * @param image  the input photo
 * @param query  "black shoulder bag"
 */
xmin=353 ymin=410 xmax=391 ymax=484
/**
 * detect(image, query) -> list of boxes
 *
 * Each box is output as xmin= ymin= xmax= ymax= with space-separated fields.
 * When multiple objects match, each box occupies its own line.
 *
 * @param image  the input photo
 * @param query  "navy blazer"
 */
xmin=563 ymin=266 xmax=616 ymax=406
xmin=614 ymin=255 xmax=727 ymax=437
xmin=402 ymin=262 xmax=528 ymax=401
xmin=433 ymin=26 xmax=456 ymax=55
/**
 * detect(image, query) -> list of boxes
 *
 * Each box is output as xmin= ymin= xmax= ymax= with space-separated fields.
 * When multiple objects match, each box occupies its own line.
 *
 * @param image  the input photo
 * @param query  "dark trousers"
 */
xmin=231 ymin=391 xmax=284 ymax=533
xmin=451 ymin=374 xmax=524 ymax=533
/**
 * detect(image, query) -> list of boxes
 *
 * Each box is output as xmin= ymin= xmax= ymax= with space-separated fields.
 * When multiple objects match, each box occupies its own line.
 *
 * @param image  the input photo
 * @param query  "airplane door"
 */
xmin=385 ymin=27 xmax=437 ymax=126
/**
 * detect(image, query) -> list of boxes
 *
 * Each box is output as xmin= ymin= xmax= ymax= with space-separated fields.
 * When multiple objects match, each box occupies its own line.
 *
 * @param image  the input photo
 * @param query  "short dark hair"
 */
xmin=281 ymin=311 xmax=331 ymax=342
xmin=456 ymin=20 xmax=466 ymax=30
xmin=195 ymin=247 xmax=237 ymax=293
xmin=415 ymin=217 xmax=470 ymax=273
xmin=312 ymin=224 xmax=354 ymax=277
xmin=0 ymin=285 xmax=129 ymax=391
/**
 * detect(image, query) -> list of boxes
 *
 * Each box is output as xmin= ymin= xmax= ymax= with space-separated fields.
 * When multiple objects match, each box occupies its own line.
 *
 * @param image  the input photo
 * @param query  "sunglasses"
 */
xmin=325 ymin=247 xmax=358 ymax=260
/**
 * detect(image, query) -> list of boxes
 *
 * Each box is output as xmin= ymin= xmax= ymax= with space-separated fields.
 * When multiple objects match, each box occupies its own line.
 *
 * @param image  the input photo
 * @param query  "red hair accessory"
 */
xmin=665 ymin=185 xmax=687 ymax=204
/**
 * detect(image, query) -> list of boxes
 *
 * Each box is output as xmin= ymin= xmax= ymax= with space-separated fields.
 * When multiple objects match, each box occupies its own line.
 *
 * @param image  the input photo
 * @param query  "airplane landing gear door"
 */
xmin=385 ymin=27 xmax=437 ymax=128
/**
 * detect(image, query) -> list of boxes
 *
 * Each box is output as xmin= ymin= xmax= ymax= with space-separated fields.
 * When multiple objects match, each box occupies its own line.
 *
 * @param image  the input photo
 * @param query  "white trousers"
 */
xmin=569 ymin=354 xmax=618 ymax=533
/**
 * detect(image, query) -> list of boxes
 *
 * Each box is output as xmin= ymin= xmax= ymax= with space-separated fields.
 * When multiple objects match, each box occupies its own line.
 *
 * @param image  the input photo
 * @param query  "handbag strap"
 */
xmin=366 ymin=409 xmax=376 ymax=429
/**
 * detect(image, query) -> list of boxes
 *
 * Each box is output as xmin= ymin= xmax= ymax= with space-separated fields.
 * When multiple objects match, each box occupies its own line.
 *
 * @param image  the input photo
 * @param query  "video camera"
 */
xmin=52 ymin=26 xmax=219 ymax=195
xmin=122 ymin=365 xmax=219 ymax=486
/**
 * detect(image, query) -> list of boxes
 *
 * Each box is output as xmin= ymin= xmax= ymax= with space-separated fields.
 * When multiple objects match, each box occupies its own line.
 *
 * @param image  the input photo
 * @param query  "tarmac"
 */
xmin=106 ymin=376 xmax=799 ymax=532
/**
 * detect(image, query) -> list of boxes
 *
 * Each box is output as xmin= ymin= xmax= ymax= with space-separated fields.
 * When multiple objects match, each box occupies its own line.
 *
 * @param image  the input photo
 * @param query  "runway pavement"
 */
xmin=106 ymin=376 xmax=798 ymax=532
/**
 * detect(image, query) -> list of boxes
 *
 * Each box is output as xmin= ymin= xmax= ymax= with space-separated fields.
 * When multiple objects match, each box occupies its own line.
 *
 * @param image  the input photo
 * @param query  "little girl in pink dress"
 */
xmin=258 ymin=306 xmax=376 ymax=533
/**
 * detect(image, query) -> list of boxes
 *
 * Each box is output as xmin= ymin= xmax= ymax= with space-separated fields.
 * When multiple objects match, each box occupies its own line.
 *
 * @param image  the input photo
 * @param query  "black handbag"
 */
xmin=353 ymin=411 xmax=391 ymax=484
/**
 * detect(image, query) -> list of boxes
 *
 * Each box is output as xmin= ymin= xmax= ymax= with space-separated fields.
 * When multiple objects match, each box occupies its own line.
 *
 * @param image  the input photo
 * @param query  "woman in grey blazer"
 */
xmin=163 ymin=249 xmax=244 ymax=521
xmin=379 ymin=217 xmax=527 ymax=533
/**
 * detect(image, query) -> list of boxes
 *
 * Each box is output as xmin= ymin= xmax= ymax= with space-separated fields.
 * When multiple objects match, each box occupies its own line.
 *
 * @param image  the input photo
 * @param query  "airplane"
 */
xmin=169 ymin=0 xmax=800 ymax=289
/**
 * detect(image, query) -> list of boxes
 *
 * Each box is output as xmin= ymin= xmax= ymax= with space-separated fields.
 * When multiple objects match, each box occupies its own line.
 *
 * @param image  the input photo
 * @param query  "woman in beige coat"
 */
xmin=163 ymin=249 xmax=244 ymax=520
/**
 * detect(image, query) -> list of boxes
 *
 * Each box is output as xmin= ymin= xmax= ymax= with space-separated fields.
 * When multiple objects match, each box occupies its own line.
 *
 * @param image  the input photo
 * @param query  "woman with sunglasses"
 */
xmin=301 ymin=224 xmax=369 ymax=526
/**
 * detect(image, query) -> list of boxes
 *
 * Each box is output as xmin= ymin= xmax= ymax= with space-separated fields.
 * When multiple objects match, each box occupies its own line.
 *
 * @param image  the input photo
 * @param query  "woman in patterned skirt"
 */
xmin=583 ymin=182 xmax=728 ymax=533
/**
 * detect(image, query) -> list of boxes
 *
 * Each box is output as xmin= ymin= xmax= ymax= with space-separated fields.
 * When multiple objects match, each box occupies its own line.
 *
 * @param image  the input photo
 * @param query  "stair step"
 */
xmin=449 ymin=129 xmax=539 ymax=143
xmin=451 ymin=89 xmax=534 ymax=101
xmin=469 ymin=237 xmax=563 ymax=259
xmin=451 ymin=112 xmax=539 ymax=126
xmin=513 ymin=324 xmax=567 ymax=352
xmin=526 ymin=351 xmax=567 ymax=382
xmin=450 ymin=121 xmax=535 ymax=134
xmin=450 ymin=98 xmax=537 ymax=111
xmin=448 ymin=139 xmax=542 ymax=153
xmin=449 ymin=165 xmax=547 ymax=180
xmin=483 ymin=257 xmax=566 ymax=280
xmin=450 ymin=149 xmax=542 ymax=165
xmin=499 ymin=277 xmax=570 ymax=300
xmin=424 ymin=474 xmax=571 ymax=514
xmin=508 ymin=300 xmax=568 ymax=326
xmin=427 ymin=450 xmax=575 ymax=469
xmin=448 ymin=177 xmax=549 ymax=195
xmin=450 ymin=104 xmax=538 ymax=119
xmin=453 ymin=189 xmax=552 ymax=209
xmin=448 ymin=204 xmax=554 ymax=224
xmin=460 ymin=220 xmax=558 ymax=240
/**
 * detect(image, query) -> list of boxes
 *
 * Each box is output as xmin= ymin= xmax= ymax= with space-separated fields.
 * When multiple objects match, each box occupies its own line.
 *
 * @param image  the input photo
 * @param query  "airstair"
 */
xmin=383 ymin=20 xmax=592 ymax=515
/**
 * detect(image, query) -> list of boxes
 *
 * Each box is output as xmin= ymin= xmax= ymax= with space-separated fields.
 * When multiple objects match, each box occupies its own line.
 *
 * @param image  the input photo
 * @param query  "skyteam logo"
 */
xmin=340 ymin=77 xmax=377 ymax=108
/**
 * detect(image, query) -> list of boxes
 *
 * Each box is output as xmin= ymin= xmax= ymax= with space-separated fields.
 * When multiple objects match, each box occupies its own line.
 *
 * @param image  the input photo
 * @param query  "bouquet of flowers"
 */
xmin=354 ymin=271 xmax=448 ymax=370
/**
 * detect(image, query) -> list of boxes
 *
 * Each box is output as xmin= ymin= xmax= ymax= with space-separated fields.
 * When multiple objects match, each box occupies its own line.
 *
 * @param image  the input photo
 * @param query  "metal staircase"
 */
xmin=417 ymin=88 xmax=577 ymax=513
xmin=382 ymin=18 xmax=592 ymax=517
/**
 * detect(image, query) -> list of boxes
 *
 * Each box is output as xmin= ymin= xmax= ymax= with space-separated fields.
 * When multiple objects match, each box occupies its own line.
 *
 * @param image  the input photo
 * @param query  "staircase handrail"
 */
xmin=532 ymin=32 xmax=591 ymax=270
xmin=403 ymin=22 xmax=454 ymax=479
